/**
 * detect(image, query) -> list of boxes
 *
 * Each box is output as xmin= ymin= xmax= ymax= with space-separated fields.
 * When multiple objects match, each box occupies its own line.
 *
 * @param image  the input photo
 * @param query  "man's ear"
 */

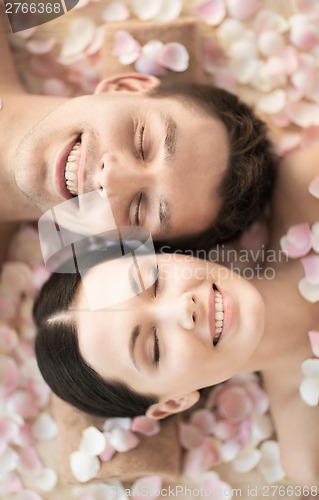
xmin=145 ymin=391 xmax=200 ymax=420
xmin=94 ymin=73 xmax=161 ymax=95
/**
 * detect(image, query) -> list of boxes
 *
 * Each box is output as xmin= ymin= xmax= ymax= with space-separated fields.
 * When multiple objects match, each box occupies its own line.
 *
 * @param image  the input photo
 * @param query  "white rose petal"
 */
xmin=70 ymin=450 xmax=101 ymax=482
xmin=79 ymin=426 xmax=107 ymax=456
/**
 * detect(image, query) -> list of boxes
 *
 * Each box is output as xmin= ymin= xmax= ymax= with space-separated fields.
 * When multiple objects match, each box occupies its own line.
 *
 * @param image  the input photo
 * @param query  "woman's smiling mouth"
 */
xmin=209 ymin=283 xmax=224 ymax=346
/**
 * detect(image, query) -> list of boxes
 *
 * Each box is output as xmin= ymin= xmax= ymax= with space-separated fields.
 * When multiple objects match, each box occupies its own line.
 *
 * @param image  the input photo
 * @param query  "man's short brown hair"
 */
xmin=149 ymin=82 xmax=277 ymax=250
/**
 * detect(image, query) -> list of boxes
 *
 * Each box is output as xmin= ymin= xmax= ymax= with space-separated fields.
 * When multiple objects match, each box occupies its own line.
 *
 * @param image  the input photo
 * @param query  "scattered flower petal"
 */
xmin=301 ymin=358 xmax=319 ymax=378
xmin=156 ymin=42 xmax=189 ymax=72
xmin=132 ymin=0 xmax=162 ymax=20
xmin=154 ymin=0 xmax=182 ymax=22
xmin=280 ymin=223 xmax=312 ymax=258
xmin=309 ymin=176 xmax=319 ymax=200
xmin=26 ymin=37 xmax=56 ymax=55
xmin=298 ymin=278 xmax=319 ymax=303
xmin=217 ymin=385 xmax=253 ymax=421
xmin=102 ymin=417 xmax=132 ymax=432
xmin=308 ymin=330 xmax=319 ymax=357
xmin=102 ymin=2 xmax=130 ymax=22
xmin=108 ymin=428 xmax=140 ymax=452
xmin=285 ymin=100 xmax=319 ymax=128
xmin=179 ymin=422 xmax=204 ymax=450
xmin=135 ymin=41 xmax=167 ymax=76
xmin=276 ymin=132 xmax=301 ymax=156
xmin=60 ymin=18 xmax=96 ymax=59
xmin=112 ymin=30 xmax=141 ymax=65
xmin=254 ymin=9 xmax=289 ymax=34
xmin=131 ymin=416 xmax=160 ymax=436
xmin=70 ymin=451 xmax=101 ymax=483
xmin=227 ymin=0 xmax=261 ymax=21
xmin=257 ymin=89 xmax=286 ymax=114
xmin=290 ymin=15 xmax=318 ymax=50
xmin=32 ymin=413 xmax=58 ymax=441
xmin=79 ymin=427 xmax=107 ymax=456
xmin=220 ymin=439 xmax=241 ymax=462
xmin=301 ymin=256 xmax=319 ymax=285
xmin=217 ymin=18 xmax=245 ymax=44
xmin=311 ymin=222 xmax=319 ymax=253
xmin=233 ymin=447 xmax=261 ymax=472
xmin=189 ymin=409 xmax=216 ymax=435
xmin=24 ymin=468 xmax=58 ymax=492
xmin=257 ymin=31 xmax=285 ymax=56
xmin=258 ymin=441 xmax=286 ymax=482
xmin=196 ymin=0 xmax=226 ymax=26
xmin=299 ymin=377 xmax=319 ymax=406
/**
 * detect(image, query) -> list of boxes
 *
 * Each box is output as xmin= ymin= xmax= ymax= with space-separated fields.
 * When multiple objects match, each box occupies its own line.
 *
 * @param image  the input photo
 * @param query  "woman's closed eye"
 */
xmin=153 ymin=328 xmax=160 ymax=366
xmin=138 ymin=124 xmax=145 ymax=160
xmin=153 ymin=265 xmax=160 ymax=297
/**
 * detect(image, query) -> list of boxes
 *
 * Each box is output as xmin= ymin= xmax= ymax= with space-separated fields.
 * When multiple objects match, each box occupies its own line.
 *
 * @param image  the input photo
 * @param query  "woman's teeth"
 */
xmin=213 ymin=289 xmax=224 ymax=346
xmin=65 ymin=141 xmax=81 ymax=196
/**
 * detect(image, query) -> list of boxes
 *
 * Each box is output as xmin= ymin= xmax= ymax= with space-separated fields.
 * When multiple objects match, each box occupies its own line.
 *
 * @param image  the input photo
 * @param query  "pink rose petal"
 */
xmin=6 ymin=390 xmax=38 ymax=419
xmin=280 ymin=223 xmax=312 ymax=258
xmin=112 ymin=30 xmax=141 ymax=63
xmin=70 ymin=451 xmax=101 ymax=482
xmin=0 ymin=472 xmax=23 ymax=495
xmin=132 ymin=476 xmax=162 ymax=500
xmin=237 ymin=418 xmax=252 ymax=447
xmin=213 ymin=419 xmax=239 ymax=440
xmin=99 ymin=439 xmax=115 ymax=462
xmin=299 ymin=377 xmax=319 ymax=406
xmin=200 ymin=436 xmax=221 ymax=467
xmin=298 ymin=278 xmax=319 ymax=302
xmin=102 ymin=2 xmax=130 ymax=22
xmin=233 ymin=447 xmax=261 ymax=472
xmin=217 ymin=18 xmax=245 ymax=44
xmin=217 ymin=386 xmax=253 ymax=421
xmin=220 ymin=439 xmax=241 ymax=462
xmin=132 ymin=0 xmax=162 ymax=20
xmin=0 ymin=355 xmax=19 ymax=396
xmin=0 ymin=326 xmax=18 ymax=354
xmin=189 ymin=409 xmax=216 ymax=435
xmin=309 ymin=175 xmax=319 ymax=200
xmin=108 ymin=428 xmax=140 ymax=452
xmin=227 ymin=0 xmax=261 ymax=21
xmin=251 ymin=414 xmax=274 ymax=446
xmin=308 ymin=330 xmax=319 ymax=357
xmin=17 ymin=446 xmax=43 ymax=475
xmin=290 ymin=17 xmax=318 ymax=50
xmin=156 ymin=42 xmax=189 ymax=72
xmin=135 ymin=41 xmax=167 ymax=76
xmin=247 ymin=382 xmax=269 ymax=414
xmin=102 ymin=417 xmax=132 ymax=432
xmin=254 ymin=9 xmax=289 ymax=34
xmin=258 ymin=440 xmax=286 ymax=482
xmin=285 ymin=100 xmax=319 ymax=128
xmin=301 ymin=256 xmax=319 ymax=284
xmin=203 ymin=42 xmax=226 ymax=75
xmin=270 ymin=110 xmax=291 ymax=128
xmin=257 ymin=89 xmax=286 ymax=114
xmin=154 ymin=0 xmax=182 ymax=22
xmin=32 ymin=413 xmax=58 ymax=441
xmin=196 ymin=0 xmax=226 ymax=26
xmin=131 ymin=415 xmax=160 ymax=436
xmin=258 ymin=31 xmax=285 ymax=56
xmin=60 ymin=18 xmax=96 ymax=59
xmin=183 ymin=448 xmax=204 ymax=477
xmin=292 ymin=0 xmax=316 ymax=12
xmin=179 ymin=422 xmax=204 ymax=450
xmin=26 ymin=37 xmax=56 ymax=55
xmin=301 ymin=358 xmax=319 ymax=378
xmin=276 ymin=132 xmax=301 ymax=156
xmin=311 ymin=222 xmax=319 ymax=253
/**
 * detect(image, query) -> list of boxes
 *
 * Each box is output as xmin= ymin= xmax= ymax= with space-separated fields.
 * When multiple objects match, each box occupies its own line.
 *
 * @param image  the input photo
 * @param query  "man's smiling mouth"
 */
xmin=65 ymin=137 xmax=81 ymax=196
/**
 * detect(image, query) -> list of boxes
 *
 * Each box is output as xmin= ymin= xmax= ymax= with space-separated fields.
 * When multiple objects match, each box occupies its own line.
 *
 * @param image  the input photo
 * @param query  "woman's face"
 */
xmin=75 ymin=254 xmax=265 ymax=404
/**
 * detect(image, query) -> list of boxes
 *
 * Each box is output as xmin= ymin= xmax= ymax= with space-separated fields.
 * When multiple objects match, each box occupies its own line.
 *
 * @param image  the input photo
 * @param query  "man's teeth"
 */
xmin=213 ymin=289 xmax=224 ymax=346
xmin=65 ymin=141 xmax=81 ymax=195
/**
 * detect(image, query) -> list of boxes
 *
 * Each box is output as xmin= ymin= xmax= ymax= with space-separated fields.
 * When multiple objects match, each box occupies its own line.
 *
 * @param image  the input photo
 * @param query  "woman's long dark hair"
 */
xmin=33 ymin=246 xmax=158 ymax=418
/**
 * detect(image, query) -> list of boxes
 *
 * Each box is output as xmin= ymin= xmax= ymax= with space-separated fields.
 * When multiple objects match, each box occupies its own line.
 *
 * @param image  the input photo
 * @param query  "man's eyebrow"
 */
xmin=158 ymin=200 xmax=171 ymax=233
xmin=163 ymin=114 xmax=177 ymax=161
xmin=130 ymin=325 xmax=141 ymax=372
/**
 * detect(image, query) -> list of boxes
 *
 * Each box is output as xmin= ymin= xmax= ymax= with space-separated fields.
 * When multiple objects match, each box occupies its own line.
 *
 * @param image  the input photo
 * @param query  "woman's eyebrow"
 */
xmin=130 ymin=325 xmax=141 ymax=372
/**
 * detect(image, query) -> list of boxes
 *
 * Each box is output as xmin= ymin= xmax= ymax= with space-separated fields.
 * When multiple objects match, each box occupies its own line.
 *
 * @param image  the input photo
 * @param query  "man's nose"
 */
xmin=156 ymin=292 xmax=197 ymax=331
xmin=97 ymin=153 xmax=149 ymax=196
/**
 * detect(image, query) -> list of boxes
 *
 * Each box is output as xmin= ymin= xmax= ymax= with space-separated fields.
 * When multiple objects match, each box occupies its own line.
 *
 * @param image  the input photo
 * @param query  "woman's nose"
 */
xmin=157 ymin=292 xmax=197 ymax=331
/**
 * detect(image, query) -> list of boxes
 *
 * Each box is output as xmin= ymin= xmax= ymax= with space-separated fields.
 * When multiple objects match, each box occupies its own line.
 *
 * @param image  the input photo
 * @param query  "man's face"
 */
xmin=14 ymin=89 xmax=229 ymax=240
